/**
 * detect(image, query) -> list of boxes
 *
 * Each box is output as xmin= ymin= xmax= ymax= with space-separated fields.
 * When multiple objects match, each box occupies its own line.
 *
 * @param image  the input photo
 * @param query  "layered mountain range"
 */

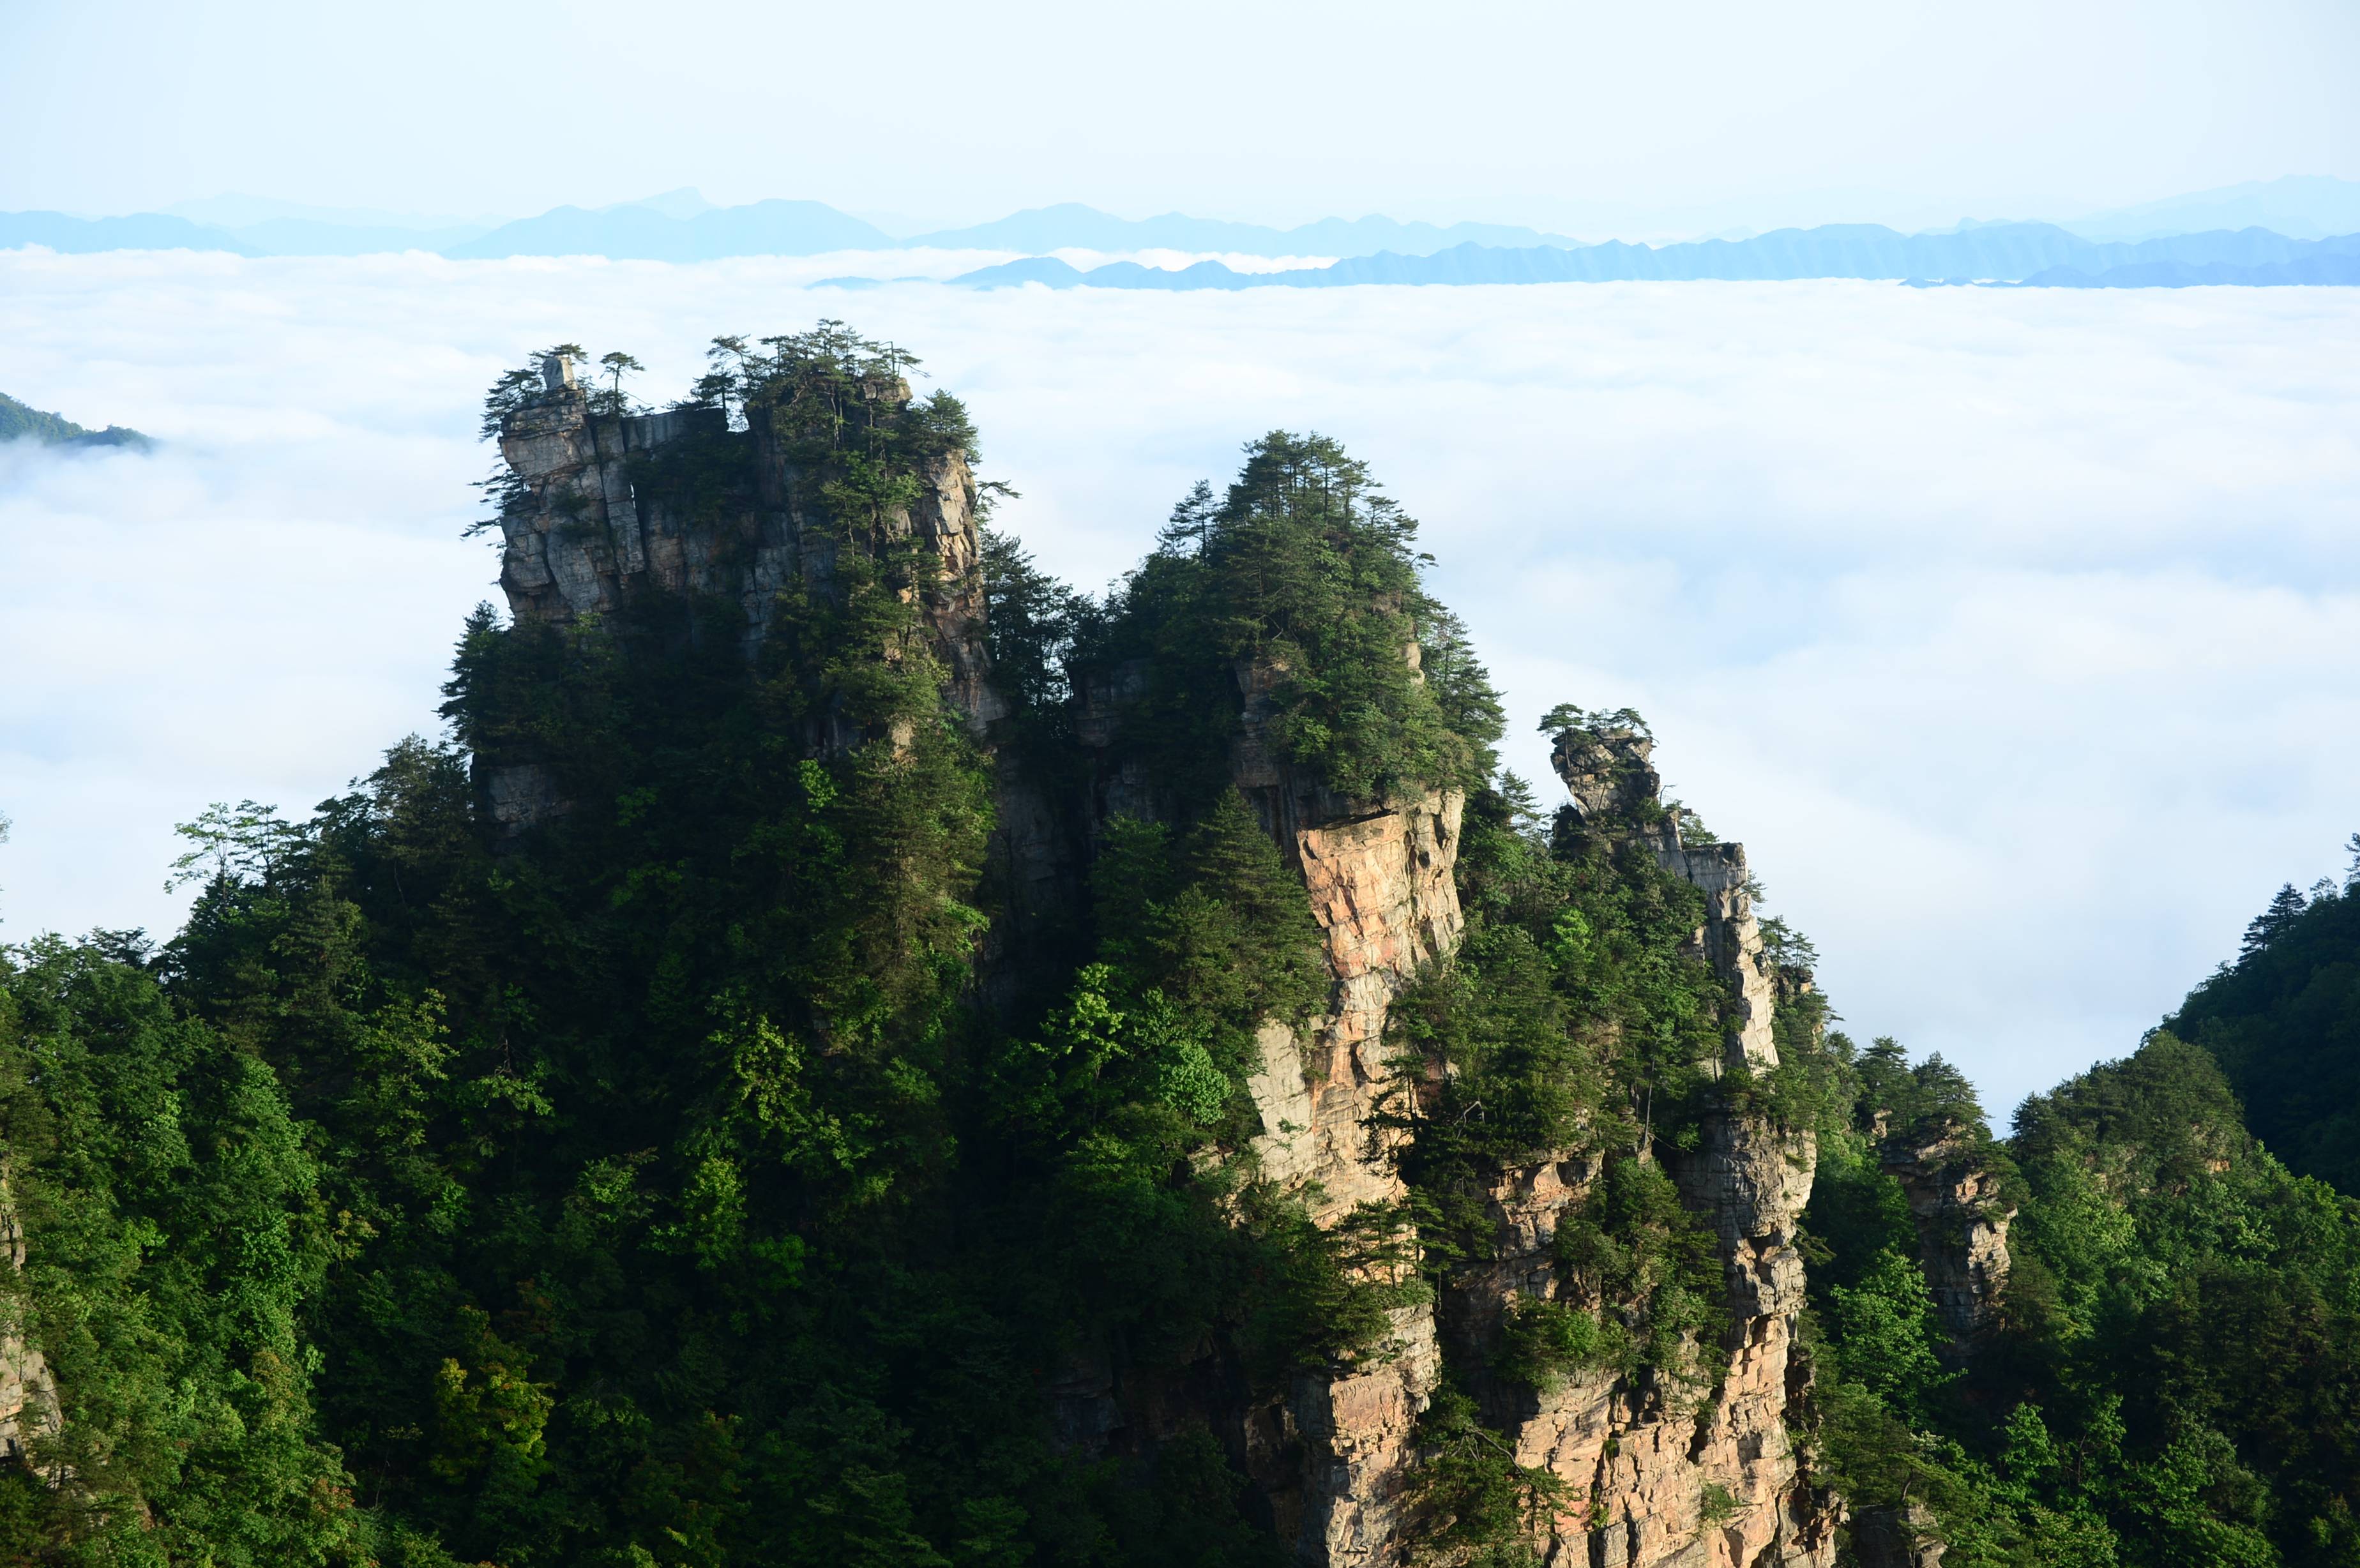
xmin=8 ymin=177 xmax=2360 ymax=287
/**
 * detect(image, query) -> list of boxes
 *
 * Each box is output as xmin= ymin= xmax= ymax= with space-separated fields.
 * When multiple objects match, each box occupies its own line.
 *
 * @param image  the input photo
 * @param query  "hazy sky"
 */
xmin=3 ymin=0 xmax=2356 ymax=230
xmin=3 ymin=251 xmax=2356 ymax=1117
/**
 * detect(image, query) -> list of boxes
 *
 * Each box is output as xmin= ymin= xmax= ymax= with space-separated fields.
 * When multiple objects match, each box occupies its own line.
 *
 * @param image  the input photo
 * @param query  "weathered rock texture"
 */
xmin=1249 ymin=786 xmax=1462 ymax=1564
xmin=1552 ymin=727 xmax=1661 ymax=829
xmin=497 ymin=356 xmax=987 ymax=701
xmin=1877 ymin=1127 xmax=2015 ymax=1345
xmin=0 ymin=1168 xmax=59 ymax=1472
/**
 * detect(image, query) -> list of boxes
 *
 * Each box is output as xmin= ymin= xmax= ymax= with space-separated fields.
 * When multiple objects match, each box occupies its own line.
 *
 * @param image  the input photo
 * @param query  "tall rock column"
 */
xmin=1434 ymin=727 xmax=1839 ymax=1568
xmin=484 ymin=352 xmax=1003 ymax=834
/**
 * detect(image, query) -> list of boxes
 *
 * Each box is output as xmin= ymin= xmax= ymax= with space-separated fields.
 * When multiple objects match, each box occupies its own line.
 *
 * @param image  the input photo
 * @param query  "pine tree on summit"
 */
xmin=2239 ymin=881 xmax=2308 ymax=961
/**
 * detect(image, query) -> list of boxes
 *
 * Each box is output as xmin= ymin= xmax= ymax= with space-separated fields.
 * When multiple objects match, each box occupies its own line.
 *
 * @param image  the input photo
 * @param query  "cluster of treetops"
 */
xmin=1 ymin=326 xmax=2356 ymax=1567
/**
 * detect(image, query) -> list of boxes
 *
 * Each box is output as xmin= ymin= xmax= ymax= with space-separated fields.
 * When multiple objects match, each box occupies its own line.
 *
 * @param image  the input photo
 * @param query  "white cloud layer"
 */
xmin=3 ymin=249 xmax=2356 ymax=1119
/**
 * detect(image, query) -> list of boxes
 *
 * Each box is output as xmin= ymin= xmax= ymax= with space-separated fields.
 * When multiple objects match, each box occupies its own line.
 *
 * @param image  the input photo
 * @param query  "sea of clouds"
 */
xmin=3 ymin=246 xmax=2357 ymax=1116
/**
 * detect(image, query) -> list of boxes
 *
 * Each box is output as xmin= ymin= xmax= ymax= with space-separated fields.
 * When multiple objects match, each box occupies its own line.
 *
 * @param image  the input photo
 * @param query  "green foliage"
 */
xmin=1404 ymin=1386 xmax=1564 ymax=1568
xmin=1822 ymin=1247 xmax=1951 ymax=1419
xmin=0 ymin=940 xmax=358 ymax=1564
xmin=1551 ymin=1157 xmax=1725 ymax=1383
xmin=1087 ymin=795 xmax=1326 ymax=1076
xmin=980 ymin=527 xmax=1081 ymax=740
xmin=2171 ymin=869 xmax=2360 ymax=1194
xmin=1803 ymin=1023 xmax=2360 ymax=1567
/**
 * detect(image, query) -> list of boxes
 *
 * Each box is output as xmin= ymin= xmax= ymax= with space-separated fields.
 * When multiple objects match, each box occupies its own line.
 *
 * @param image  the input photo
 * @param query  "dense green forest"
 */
xmin=1 ymin=331 xmax=2356 ymax=1566
xmin=1797 ymin=856 xmax=2360 ymax=1566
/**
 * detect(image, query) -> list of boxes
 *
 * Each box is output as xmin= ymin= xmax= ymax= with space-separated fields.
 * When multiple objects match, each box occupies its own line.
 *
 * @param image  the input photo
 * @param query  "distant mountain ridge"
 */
xmin=2064 ymin=175 xmax=2360 ymax=242
xmin=901 ymin=202 xmax=1581 ymax=256
xmin=0 ymin=210 xmax=257 ymax=255
xmin=950 ymin=223 xmax=2360 ymax=290
xmin=0 ymin=197 xmax=1585 ymax=261
xmin=6 ymin=184 xmax=2359 ymax=287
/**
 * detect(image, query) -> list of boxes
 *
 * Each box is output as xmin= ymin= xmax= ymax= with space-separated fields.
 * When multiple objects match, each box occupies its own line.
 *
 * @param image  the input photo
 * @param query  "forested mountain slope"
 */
xmin=2169 ymin=859 xmax=2360 ymax=1195
xmin=0 ymin=391 xmax=150 ymax=449
xmin=1 ymin=330 xmax=2354 ymax=1567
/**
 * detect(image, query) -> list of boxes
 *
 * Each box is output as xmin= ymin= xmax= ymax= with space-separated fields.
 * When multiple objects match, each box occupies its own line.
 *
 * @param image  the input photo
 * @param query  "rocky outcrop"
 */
xmin=1553 ymin=728 xmax=1776 ymax=1080
xmin=1246 ymin=792 xmax=1465 ymax=1222
xmin=1251 ymin=787 xmax=1461 ymax=1565
xmin=1877 ymin=1127 xmax=2014 ymax=1345
xmin=496 ymin=356 xmax=988 ymax=696
xmin=485 ymin=352 xmax=1003 ymax=834
xmin=1068 ymin=640 xmax=1467 ymax=1562
xmin=478 ymin=349 xmax=1848 ymax=1562
xmin=1551 ymin=727 xmax=1661 ymax=829
xmin=1447 ymin=1133 xmax=1835 ymax=1567
xmin=1210 ymin=718 xmax=1841 ymax=1568
xmin=1421 ymin=727 xmax=1843 ymax=1568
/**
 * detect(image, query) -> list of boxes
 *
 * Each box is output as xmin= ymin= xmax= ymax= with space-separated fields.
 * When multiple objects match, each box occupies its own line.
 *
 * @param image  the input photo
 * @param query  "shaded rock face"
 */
xmin=1877 ymin=1128 xmax=2014 ymax=1345
xmin=486 ymin=357 xmax=1003 ymax=834
xmin=1651 ymin=830 xmax=1777 ymax=1080
xmin=1852 ymin=1500 xmax=1946 ymax=1567
xmin=487 ymin=358 xmax=1074 ymax=1008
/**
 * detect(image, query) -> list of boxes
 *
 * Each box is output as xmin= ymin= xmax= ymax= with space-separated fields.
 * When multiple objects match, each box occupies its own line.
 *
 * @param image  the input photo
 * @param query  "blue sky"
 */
xmin=1 ymin=0 xmax=2355 ymax=232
